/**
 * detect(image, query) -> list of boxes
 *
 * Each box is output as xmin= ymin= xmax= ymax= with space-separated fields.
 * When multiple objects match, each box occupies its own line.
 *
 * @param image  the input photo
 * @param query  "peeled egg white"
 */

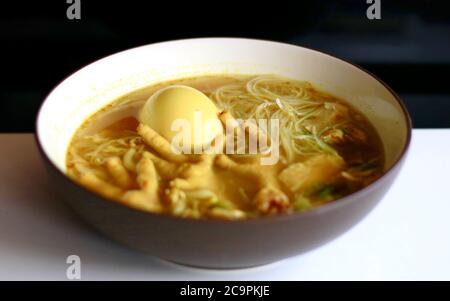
xmin=139 ymin=85 xmax=222 ymax=151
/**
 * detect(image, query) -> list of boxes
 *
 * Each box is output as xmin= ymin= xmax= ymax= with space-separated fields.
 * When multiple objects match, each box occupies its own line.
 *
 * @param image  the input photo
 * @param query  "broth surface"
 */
xmin=67 ymin=75 xmax=384 ymax=219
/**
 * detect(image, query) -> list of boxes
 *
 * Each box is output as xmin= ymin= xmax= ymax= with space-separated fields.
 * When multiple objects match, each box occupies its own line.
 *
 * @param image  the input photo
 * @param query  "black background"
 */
xmin=1 ymin=0 xmax=449 ymax=132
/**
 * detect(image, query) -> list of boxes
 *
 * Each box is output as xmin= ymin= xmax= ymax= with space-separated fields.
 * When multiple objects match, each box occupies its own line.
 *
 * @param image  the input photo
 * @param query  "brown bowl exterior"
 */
xmin=38 ymin=143 xmax=407 ymax=269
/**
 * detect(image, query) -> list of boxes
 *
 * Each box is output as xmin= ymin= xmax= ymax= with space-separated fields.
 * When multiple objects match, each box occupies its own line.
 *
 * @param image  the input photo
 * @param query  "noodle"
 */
xmin=211 ymin=75 xmax=338 ymax=163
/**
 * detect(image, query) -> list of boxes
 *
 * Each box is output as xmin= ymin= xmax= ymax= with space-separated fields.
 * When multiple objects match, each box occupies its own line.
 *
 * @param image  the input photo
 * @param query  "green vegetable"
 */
xmin=317 ymin=186 xmax=335 ymax=201
xmin=214 ymin=199 xmax=235 ymax=210
xmin=294 ymin=194 xmax=313 ymax=212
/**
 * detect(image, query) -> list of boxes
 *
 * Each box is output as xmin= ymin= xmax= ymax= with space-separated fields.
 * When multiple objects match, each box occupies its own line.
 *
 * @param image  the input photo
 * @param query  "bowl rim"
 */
xmin=35 ymin=37 xmax=413 ymax=224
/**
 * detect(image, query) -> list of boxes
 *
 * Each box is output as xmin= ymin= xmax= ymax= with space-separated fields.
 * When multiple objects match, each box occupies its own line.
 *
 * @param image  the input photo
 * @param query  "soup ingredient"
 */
xmin=122 ymin=153 xmax=162 ymax=212
xmin=105 ymin=156 xmax=133 ymax=188
xmin=139 ymin=85 xmax=222 ymax=151
xmin=278 ymin=154 xmax=344 ymax=193
xmin=215 ymin=154 xmax=289 ymax=214
xmin=213 ymin=75 xmax=351 ymax=163
xmin=137 ymin=123 xmax=190 ymax=163
xmin=67 ymin=75 xmax=384 ymax=220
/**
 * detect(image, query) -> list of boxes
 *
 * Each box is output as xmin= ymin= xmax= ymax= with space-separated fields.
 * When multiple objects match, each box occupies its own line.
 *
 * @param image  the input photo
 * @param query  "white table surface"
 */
xmin=0 ymin=130 xmax=449 ymax=281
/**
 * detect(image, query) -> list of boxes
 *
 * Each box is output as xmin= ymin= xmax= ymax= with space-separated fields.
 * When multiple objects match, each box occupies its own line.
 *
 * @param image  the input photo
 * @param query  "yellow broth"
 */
xmin=67 ymin=75 xmax=384 ymax=219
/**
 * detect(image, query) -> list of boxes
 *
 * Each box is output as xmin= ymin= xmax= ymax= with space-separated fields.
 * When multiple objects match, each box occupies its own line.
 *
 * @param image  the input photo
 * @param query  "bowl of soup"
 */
xmin=36 ymin=38 xmax=411 ymax=268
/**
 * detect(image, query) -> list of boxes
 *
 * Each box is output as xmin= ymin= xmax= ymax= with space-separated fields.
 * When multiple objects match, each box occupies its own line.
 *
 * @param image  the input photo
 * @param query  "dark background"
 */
xmin=1 ymin=0 xmax=449 ymax=132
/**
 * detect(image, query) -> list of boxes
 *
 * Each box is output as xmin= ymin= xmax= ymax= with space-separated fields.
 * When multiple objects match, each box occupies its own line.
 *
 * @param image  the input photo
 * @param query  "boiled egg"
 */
xmin=139 ymin=85 xmax=223 ymax=151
